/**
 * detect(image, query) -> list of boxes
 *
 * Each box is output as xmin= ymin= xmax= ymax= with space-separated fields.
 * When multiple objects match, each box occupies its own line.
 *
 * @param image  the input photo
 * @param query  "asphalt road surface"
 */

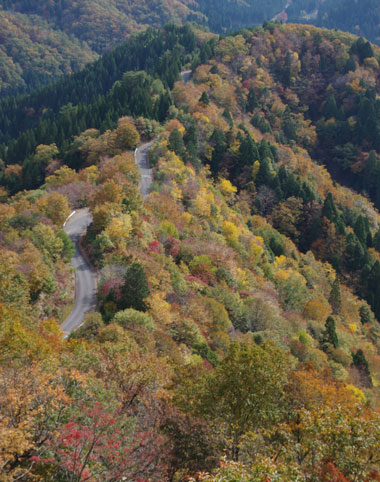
xmin=61 ymin=209 xmax=96 ymax=336
xmin=181 ymin=70 xmax=192 ymax=83
xmin=135 ymin=141 xmax=154 ymax=198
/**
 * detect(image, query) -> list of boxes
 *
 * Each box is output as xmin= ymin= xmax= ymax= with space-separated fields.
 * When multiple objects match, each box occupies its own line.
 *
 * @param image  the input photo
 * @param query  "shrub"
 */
xmin=326 ymin=346 xmax=351 ymax=366
xmin=113 ymin=308 xmax=155 ymax=331
xmin=289 ymin=339 xmax=308 ymax=361
xmin=70 ymin=312 xmax=104 ymax=340
xmin=160 ymin=220 xmax=179 ymax=239
xmin=298 ymin=330 xmax=314 ymax=346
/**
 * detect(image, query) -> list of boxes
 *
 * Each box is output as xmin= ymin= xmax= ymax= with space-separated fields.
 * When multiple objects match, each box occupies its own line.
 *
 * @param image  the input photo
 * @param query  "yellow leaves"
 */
xmin=32 ymin=223 xmax=63 ymax=260
xmin=273 ymin=255 xmax=287 ymax=269
xmin=252 ymin=160 xmax=260 ymax=182
xmin=181 ymin=212 xmax=192 ymax=225
xmin=171 ymin=180 xmax=183 ymax=202
xmin=275 ymin=269 xmax=290 ymax=282
xmin=348 ymin=323 xmax=358 ymax=333
xmin=218 ymin=178 xmax=237 ymax=200
xmin=0 ymin=314 xmax=51 ymax=363
xmin=222 ymin=221 xmax=239 ymax=244
xmin=105 ymin=214 xmax=132 ymax=250
xmin=203 ymin=144 xmax=213 ymax=161
xmin=323 ymin=261 xmax=336 ymax=283
xmin=215 ymin=34 xmax=249 ymax=62
xmin=193 ymin=111 xmax=210 ymax=124
xmin=45 ymin=165 xmax=77 ymax=188
xmin=34 ymin=143 xmax=59 ymax=165
xmin=347 ymin=77 xmax=366 ymax=93
xmin=345 ymin=384 xmax=366 ymax=403
xmin=79 ymin=164 xmax=98 ymax=184
xmin=364 ymin=56 xmax=379 ymax=71
xmin=166 ymin=118 xmax=185 ymax=134
xmin=0 ymin=204 xmax=16 ymax=226
xmin=249 ymin=238 xmax=264 ymax=263
xmin=114 ymin=116 xmax=140 ymax=150
xmin=160 ymin=220 xmax=179 ymax=239
xmin=194 ymin=188 xmax=211 ymax=217
xmin=205 ymin=191 xmax=215 ymax=204
xmin=236 ymin=268 xmax=250 ymax=290
xmin=159 ymin=151 xmax=190 ymax=185
xmin=92 ymin=202 xmax=122 ymax=232
xmin=0 ymin=251 xmax=29 ymax=309
xmin=149 ymin=292 xmax=173 ymax=325
xmin=193 ymin=64 xmax=211 ymax=83
xmin=91 ymin=179 xmax=124 ymax=207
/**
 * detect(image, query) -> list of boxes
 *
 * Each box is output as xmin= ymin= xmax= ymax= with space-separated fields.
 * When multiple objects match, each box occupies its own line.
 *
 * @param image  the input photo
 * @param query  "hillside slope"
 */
xmin=0 ymin=9 xmax=97 ymax=97
xmin=1 ymin=23 xmax=380 ymax=481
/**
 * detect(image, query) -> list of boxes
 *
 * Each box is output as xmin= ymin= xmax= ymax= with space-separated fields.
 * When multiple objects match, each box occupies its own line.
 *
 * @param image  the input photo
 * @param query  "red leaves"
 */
xmin=99 ymin=277 xmax=123 ymax=301
xmin=38 ymin=401 xmax=167 ymax=481
xmin=320 ymin=461 xmax=350 ymax=482
xmin=149 ymin=240 xmax=161 ymax=253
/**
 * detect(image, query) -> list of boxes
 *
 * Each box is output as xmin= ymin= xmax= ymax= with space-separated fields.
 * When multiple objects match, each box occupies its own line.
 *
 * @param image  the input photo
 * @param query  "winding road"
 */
xmin=135 ymin=141 xmax=154 ymax=198
xmin=61 ymin=144 xmax=154 ymax=335
xmin=61 ymin=209 xmax=96 ymax=336
xmin=62 ymin=69 xmax=192 ymax=334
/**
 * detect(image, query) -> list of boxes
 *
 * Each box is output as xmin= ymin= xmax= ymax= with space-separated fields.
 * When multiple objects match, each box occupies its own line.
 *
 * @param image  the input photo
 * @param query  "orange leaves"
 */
xmin=4 ymin=164 xmax=22 ymax=181
xmin=114 ymin=116 xmax=140 ymax=150
xmin=166 ymin=118 xmax=185 ymax=135
xmin=286 ymin=366 xmax=358 ymax=412
xmin=35 ymin=191 xmax=70 ymax=226
xmin=91 ymin=179 xmax=124 ymax=207
xmin=304 ymin=299 xmax=330 ymax=322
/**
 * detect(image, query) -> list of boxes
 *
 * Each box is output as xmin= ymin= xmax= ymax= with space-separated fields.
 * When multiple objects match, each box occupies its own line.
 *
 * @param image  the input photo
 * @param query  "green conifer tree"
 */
xmin=120 ymin=262 xmax=150 ymax=312
xmin=321 ymin=315 xmax=339 ymax=350
xmin=199 ymin=91 xmax=210 ymax=105
xmin=329 ymin=278 xmax=342 ymax=314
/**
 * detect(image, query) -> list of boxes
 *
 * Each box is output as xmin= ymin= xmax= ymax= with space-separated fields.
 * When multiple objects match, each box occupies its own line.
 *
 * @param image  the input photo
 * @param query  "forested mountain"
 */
xmin=1 ymin=0 xmax=379 ymax=98
xmin=0 ymin=0 xmax=288 ymax=97
xmin=187 ymin=0 xmax=285 ymax=33
xmin=1 ymin=22 xmax=380 ymax=481
xmin=0 ymin=0 xmax=200 ymax=96
xmin=0 ymin=9 xmax=97 ymax=97
xmin=283 ymin=0 xmax=380 ymax=46
xmin=0 ymin=23 xmax=201 ymax=188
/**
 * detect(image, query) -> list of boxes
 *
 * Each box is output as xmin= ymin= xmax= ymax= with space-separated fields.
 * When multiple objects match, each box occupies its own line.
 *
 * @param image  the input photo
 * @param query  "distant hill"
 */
xmin=0 ymin=9 xmax=97 ymax=97
xmin=0 ymin=0 xmax=287 ymax=97
xmin=283 ymin=0 xmax=380 ymax=46
xmin=1 ymin=0 xmax=378 ymax=96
